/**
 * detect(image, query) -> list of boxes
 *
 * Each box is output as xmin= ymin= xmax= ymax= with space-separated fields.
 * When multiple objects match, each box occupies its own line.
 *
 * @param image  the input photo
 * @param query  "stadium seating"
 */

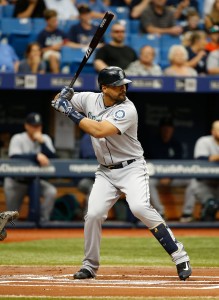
xmin=0 ymin=1 xmax=189 ymax=72
xmin=1 ymin=18 xmax=32 ymax=36
xmin=32 ymin=18 xmax=46 ymax=35
xmin=9 ymin=33 xmax=38 ymax=59
xmin=159 ymin=34 xmax=182 ymax=69
xmin=197 ymin=0 xmax=204 ymax=18
xmin=1 ymin=4 xmax=14 ymax=17
xmin=108 ymin=6 xmax=129 ymax=20
xmin=1 ymin=18 xmax=33 ymax=59
xmin=130 ymin=19 xmax=141 ymax=34
xmin=60 ymin=46 xmax=96 ymax=74
xmin=59 ymin=19 xmax=79 ymax=34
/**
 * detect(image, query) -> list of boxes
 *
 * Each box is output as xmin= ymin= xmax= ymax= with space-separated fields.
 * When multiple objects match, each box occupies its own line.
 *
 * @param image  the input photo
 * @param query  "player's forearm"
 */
xmin=79 ymin=118 xmax=118 ymax=138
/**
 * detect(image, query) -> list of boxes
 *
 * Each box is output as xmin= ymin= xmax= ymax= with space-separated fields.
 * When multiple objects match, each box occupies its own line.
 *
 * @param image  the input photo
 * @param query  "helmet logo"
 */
xmin=114 ymin=109 xmax=125 ymax=120
xmin=119 ymin=70 xmax=124 ymax=79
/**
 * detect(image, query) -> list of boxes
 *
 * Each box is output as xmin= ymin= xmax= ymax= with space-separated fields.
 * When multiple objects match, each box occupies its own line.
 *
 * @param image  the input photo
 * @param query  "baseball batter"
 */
xmin=52 ymin=66 xmax=192 ymax=280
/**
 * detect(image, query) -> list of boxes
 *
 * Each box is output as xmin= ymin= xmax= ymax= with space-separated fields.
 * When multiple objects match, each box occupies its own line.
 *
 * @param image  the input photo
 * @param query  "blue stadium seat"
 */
xmin=9 ymin=33 xmax=37 ymax=59
xmin=32 ymin=18 xmax=46 ymax=35
xmin=2 ymin=4 xmax=14 ymax=17
xmin=59 ymin=19 xmax=79 ymax=34
xmin=61 ymin=46 xmax=96 ymax=74
xmin=1 ymin=18 xmax=33 ymax=59
xmin=129 ymin=33 xmax=160 ymax=63
xmin=1 ymin=18 xmax=32 ymax=35
xmin=159 ymin=34 xmax=181 ymax=69
xmin=197 ymin=0 xmax=204 ymax=18
xmin=108 ymin=6 xmax=129 ymax=20
xmin=130 ymin=19 xmax=141 ymax=34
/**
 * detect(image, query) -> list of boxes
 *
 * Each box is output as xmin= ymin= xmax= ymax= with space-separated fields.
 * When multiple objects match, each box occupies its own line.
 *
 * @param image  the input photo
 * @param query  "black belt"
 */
xmin=102 ymin=159 xmax=136 ymax=169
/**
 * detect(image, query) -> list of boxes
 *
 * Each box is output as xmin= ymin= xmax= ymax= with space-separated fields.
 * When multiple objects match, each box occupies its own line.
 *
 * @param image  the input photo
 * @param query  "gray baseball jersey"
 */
xmin=194 ymin=135 xmax=219 ymax=158
xmin=70 ymin=92 xmax=144 ymax=165
xmin=8 ymin=132 xmax=55 ymax=157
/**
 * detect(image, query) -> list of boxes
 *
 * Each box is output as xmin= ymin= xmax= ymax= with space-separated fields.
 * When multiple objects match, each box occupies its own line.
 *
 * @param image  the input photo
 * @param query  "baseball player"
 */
xmin=3 ymin=112 xmax=57 ymax=223
xmin=51 ymin=66 xmax=192 ymax=281
xmin=0 ymin=211 xmax=19 ymax=241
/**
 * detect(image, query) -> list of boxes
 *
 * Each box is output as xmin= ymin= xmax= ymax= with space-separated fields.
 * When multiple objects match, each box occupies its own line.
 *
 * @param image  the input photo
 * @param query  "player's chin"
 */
xmin=118 ymin=94 xmax=126 ymax=101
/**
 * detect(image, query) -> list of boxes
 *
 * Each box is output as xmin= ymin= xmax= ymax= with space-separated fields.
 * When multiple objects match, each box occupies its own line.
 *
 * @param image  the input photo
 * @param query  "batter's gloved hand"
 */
xmin=60 ymin=86 xmax=74 ymax=101
xmin=51 ymin=97 xmax=85 ymax=125
xmin=51 ymin=97 xmax=73 ymax=115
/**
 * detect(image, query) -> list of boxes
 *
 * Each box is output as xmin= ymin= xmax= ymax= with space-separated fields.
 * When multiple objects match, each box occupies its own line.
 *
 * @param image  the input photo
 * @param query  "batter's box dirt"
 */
xmin=0 ymin=266 xmax=218 ymax=297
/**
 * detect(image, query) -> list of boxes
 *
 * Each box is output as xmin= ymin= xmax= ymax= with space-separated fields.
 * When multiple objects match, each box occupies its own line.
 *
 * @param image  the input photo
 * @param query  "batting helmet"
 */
xmin=98 ymin=66 xmax=132 ymax=89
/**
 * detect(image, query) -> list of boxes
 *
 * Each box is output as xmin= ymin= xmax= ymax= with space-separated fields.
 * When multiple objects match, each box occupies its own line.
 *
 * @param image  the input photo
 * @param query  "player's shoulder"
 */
xmin=11 ymin=131 xmax=26 ymax=139
xmin=113 ymin=98 xmax=137 ymax=118
xmin=121 ymin=98 xmax=137 ymax=111
xmin=196 ymin=135 xmax=212 ymax=144
xmin=9 ymin=132 xmax=27 ymax=144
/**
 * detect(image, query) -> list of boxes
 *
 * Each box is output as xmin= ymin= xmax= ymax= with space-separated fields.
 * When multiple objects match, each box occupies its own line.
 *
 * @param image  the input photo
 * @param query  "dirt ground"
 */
xmin=0 ymin=228 xmax=219 ymax=298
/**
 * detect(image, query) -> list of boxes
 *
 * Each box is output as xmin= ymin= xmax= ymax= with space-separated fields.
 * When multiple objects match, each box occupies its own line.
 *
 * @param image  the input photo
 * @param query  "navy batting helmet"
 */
xmin=98 ymin=66 xmax=132 ymax=89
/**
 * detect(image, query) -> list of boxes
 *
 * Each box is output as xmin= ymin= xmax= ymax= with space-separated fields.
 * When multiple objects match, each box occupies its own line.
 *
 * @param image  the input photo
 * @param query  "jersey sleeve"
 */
xmin=194 ymin=137 xmax=209 ymax=158
xmin=70 ymin=92 xmax=93 ymax=115
xmin=106 ymin=106 xmax=137 ymax=134
xmin=8 ymin=135 xmax=24 ymax=157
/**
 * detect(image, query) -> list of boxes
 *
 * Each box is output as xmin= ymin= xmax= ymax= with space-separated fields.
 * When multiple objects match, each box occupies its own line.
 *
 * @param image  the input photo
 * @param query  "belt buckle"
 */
xmin=107 ymin=165 xmax=114 ymax=169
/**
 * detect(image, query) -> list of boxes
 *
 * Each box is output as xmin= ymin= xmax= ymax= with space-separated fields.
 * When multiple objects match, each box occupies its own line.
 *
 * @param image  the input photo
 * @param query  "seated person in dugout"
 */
xmin=180 ymin=120 xmax=219 ymax=222
xmin=3 ymin=112 xmax=57 ymax=223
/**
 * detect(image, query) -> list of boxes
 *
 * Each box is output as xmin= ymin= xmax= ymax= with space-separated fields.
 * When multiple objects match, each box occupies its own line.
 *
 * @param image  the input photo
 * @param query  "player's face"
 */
xmin=25 ymin=123 xmax=42 ymax=139
xmin=103 ymin=85 xmax=127 ymax=104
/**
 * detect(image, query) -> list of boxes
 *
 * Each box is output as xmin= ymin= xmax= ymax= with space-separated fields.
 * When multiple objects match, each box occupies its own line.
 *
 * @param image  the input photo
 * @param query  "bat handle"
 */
xmin=69 ymin=76 xmax=76 ymax=88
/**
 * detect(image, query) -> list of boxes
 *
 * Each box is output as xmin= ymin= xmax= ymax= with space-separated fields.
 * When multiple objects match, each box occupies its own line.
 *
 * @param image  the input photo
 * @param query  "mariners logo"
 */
xmin=114 ymin=110 xmax=125 ymax=119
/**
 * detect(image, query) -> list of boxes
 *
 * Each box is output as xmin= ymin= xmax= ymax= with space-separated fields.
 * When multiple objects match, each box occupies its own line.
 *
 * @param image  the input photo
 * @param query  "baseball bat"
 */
xmin=69 ymin=11 xmax=115 ymax=88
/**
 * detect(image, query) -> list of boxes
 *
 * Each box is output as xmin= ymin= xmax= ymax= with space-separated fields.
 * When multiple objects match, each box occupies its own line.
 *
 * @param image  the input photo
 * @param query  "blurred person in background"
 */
xmin=181 ymin=9 xmax=203 ymax=34
xmin=145 ymin=117 xmax=195 ymax=219
xmin=17 ymin=42 xmax=46 ymax=74
xmin=181 ymin=120 xmax=219 ymax=222
xmin=37 ymin=9 xmax=69 ymax=73
xmin=93 ymin=22 xmax=137 ymax=72
xmin=185 ymin=30 xmax=208 ymax=75
xmin=44 ymin=0 xmax=79 ymax=20
xmin=0 ymin=0 xmax=9 ymax=5
xmin=127 ymin=0 xmax=150 ymax=20
xmin=67 ymin=4 xmax=104 ymax=49
xmin=163 ymin=44 xmax=198 ymax=76
xmin=3 ymin=112 xmax=57 ymax=223
xmin=13 ymin=0 xmax=46 ymax=18
xmin=75 ymin=0 xmax=108 ymax=19
xmin=205 ymin=25 xmax=219 ymax=52
xmin=125 ymin=45 xmax=163 ymax=76
xmin=206 ymin=46 xmax=219 ymax=74
xmin=204 ymin=0 xmax=219 ymax=31
xmin=0 ymin=39 xmax=19 ymax=73
xmin=167 ymin=0 xmax=199 ymax=21
xmin=204 ymin=0 xmax=215 ymax=16
xmin=140 ymin=0 xmax=183 ymax=36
